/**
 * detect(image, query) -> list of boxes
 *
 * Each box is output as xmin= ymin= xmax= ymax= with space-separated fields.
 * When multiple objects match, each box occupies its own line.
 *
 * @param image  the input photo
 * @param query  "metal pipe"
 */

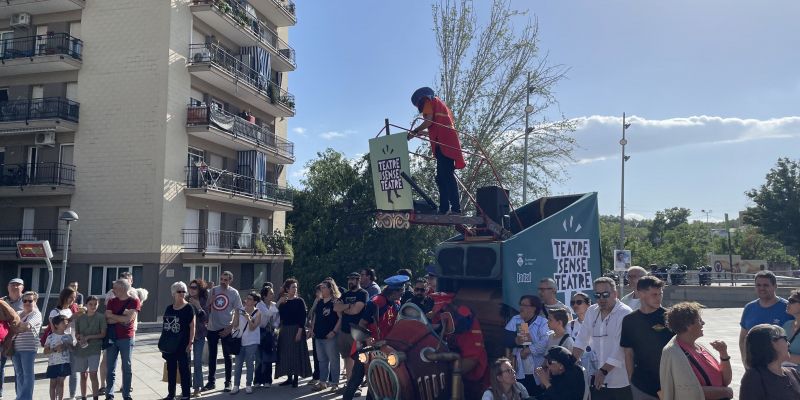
xmin=60 ymin=221 xmax=71 ymax=292
xmin=620 ymin=112 xmax=626 ymax=251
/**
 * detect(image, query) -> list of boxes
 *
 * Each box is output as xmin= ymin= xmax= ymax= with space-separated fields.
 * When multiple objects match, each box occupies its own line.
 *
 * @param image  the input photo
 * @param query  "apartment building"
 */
xmin=0 ymin=0 xmax=297 ymax=320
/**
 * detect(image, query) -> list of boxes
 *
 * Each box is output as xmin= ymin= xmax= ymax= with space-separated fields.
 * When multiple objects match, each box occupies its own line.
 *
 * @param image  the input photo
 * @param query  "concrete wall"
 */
xmin=663 ymin=285 xmax=797 ymax=308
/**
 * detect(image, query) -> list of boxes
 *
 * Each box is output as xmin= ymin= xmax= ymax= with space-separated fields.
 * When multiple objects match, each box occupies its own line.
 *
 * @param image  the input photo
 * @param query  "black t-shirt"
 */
xmin=620 ymin=307 xmax=675 ymax=395
xmin=159 ymin=304 xmax=195 ymax=353
xmin=313 ymin=298 xmax=339 ymax=338
xmin=340 ymin=289 xmax=368 ymax=333
xmin=408 ymin=295 xmax=434 ymax=314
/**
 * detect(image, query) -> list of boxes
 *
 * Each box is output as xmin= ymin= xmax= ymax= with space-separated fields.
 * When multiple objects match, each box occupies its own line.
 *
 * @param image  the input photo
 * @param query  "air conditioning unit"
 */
xmin=35 ymin=131 xmax=56 ymax=147
xmin=10 ymin=13 xmax=32 ymax=29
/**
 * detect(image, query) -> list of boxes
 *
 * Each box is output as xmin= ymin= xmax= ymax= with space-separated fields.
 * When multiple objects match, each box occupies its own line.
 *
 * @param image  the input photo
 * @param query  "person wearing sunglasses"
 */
xmin=739 ymin=324 xmax=800 ymax=399
xmin=408 ymin=278 xmax=434 ymax=315
xmin=660 ymin=301 xmax=732 ymax=400
xmin=534 ymin=346 xmax=586 ymax=400
xmin=186 ymin=279 xmax=209 ymax=397
xmin=567 ymin=292 xmax=598 ymax=381
xmin=572 ymin=277 xmax=633 ymax=400
xmin=482 ymin=357 xmax=529 ymax=400
xmin=781 ymin=289 xmax=800 ymax=366
xmin=12 ymin=291 xmax=41 ymax=400
xmin=158 ymin=281 xmax=196 ymax=400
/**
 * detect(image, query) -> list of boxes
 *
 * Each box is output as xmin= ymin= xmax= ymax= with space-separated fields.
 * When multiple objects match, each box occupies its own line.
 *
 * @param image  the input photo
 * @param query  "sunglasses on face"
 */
xmin=500 ymin=368 xmax=515 ymax=375
xmin=189 ymin=286 xmax=199 ymax=290
xmin=22 ymin=299 xmax=34 ymax=304
xmin=570 ymin=299 xmax=587 ymax=306
xmin=176 ymin=290 xmax=186 ymax=294
xmin=594 ymin=292 xmax=611 ymax=299
xmin=773 ymin=335 xmax=788 ymax=342
xmin=538 ymin=287 xmax=553 ymax=291
xmin=789 ymin=298 xmax=800 ymax=304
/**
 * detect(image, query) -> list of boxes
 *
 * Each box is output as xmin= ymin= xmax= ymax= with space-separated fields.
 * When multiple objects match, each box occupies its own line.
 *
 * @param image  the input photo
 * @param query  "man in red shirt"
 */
xmin=409 ymin=87 xmax=466 ymax=215
xmin=104 ymin=279 xmax=141 ymax=400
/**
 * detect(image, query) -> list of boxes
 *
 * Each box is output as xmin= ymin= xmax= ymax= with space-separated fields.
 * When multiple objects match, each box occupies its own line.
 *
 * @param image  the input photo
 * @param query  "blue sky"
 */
xmin=285 ymin=1 xmax=800 ymax=221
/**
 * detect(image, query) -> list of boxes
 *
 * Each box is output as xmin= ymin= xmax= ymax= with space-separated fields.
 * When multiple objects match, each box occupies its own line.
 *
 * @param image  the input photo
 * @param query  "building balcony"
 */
xmin=185 ymin=164 xmax=293 ymax=211
xmin=0 ymin=229 xmax=67 ymax=255
xmin=0 ymin=162 xmax=76 ymax=196
xmin=187 ymin=43 xmax=295 ymax=118
xmin=182 ymin=229 xmax=290 ymax=259
xmin=0 ymin=97 xmax=79 ymax=134
xmin=251 ymin=0 xmax=296 ymax=27
xmin=190 ymin=0 xmax=296 ymax=71
xmin=186 ymin=105 xmax=294 ymax=164
xmin=0 ymin=0 xmax=85 ymax=19
xmin=0 ymin=33 xmax=82 ymax=77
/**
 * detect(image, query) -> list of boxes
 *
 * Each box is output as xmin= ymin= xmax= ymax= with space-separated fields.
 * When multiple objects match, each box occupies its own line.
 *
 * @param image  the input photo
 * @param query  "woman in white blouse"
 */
xmin=254 ymin=283 xmax=280 ymax=387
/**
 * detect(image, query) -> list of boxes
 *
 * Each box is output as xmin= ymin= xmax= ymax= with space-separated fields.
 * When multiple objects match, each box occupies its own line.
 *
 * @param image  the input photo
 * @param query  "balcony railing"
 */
xmin=188 ymin=43 xmax=295 ymax=112
xmin=192 ymin=0 xmax=296 ymax=68
xmin=272 ymin=0 xmax=296 ymax=20
xmin=0 ymin=229 xmax=66 ymax=253
xmin=182 ymin=228 xmax=289 ymax=254
xmin=0 ymin=33 xmax=82 ymax=61
xmin=185 ymin=164 xmax=293 ymax=204
xmin=1 ymin=163 xmax=76 ymax=187
xmin=187 ymin=104 xmax=294 ymax=160
xmin=0 ymin=97 xmax=80 ymax=123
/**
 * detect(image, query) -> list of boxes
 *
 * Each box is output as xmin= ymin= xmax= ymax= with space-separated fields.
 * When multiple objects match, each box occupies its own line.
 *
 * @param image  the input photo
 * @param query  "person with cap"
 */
xmin=534 ymin=346 xmax=587 ymax=400
xmin=396 ymin=269 xmax=414 ymax=305
xmin=425 ymin=271 xmax=438 ymax=295
xmin=1 ymin=278 xmax=23 ymax=398
xmin=361 ymin=275 xmax=408 ymax=341
xmin=408 ymin=87 xmax=466 ymax=215
xmin=333 ymin=272 xmax=367 ymax=384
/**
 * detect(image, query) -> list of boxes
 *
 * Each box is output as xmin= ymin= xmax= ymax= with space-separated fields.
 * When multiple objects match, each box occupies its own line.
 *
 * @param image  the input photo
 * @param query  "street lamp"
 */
xmin=522 ymin=71 xmax=535 ymax=204
xmin=619 ymin=113 xmax=631 ymax=250
xmin=59 ymin=210 xmax=78 ymax=291
xmin=701 ymin=209 xmax=713 ymax=223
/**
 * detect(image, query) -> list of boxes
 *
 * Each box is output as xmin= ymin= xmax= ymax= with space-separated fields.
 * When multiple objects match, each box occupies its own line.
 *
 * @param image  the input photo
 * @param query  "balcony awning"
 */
xmin=0 ymin=127 xmax=56 ymax=136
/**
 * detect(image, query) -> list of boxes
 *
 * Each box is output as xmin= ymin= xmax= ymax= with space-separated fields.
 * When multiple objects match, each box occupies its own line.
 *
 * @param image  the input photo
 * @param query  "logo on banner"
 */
xmin=551 ymin=239 xmax=593 ymax=292
xmin=517 ymin=254 xmax=524 ymax=267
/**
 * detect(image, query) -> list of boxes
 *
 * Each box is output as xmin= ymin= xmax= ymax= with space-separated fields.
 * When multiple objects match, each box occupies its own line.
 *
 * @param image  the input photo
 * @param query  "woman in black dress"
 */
xmin=158 ymin=281 xmax=195 ymax=400
xmin=275 ymin=278 xmax=312 ymax=387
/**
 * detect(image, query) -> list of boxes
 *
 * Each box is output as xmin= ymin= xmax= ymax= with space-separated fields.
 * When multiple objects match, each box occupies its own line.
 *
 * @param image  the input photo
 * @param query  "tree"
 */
xmin=744 ymin=158 xmax=800 ymax=262
xmin=288 ymin=149 xmax=451 ymax=299
xmin=420 ymin=0 xmax=575 ymax=208
xmin=649 ymin=207 xmax=691 ymax=246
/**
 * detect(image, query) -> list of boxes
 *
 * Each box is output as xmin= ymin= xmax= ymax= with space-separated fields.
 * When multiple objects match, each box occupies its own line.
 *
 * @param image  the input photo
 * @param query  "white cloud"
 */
xmin=320 ymin=131 xmax=345 ymax=140
xmin=624 ymin=213 xmax=646 ymax=221
xmin=571 ymin=115 xmax=800 ymax=164
xmin=292 ymin=127 xmax=306 ymax=136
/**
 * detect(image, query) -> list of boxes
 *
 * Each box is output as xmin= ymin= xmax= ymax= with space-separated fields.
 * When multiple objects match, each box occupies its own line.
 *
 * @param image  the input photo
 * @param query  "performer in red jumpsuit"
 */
xmin=409 ymin=87 xmax=466 ymax=215
xmin=433 ymin=301 xmax=490 ymax=399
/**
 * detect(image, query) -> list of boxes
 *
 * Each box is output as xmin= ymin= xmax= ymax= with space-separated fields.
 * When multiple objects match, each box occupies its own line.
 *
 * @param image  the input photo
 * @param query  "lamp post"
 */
xmin=522 ymin=71 xmax=534 ymax=204
xmin=701 ymin=209 xmax=713 ymax=224
xmin=619 ymin=113 xmax=631 ymax=250
xmin=59 ymin=210 xmax=78 ymax=291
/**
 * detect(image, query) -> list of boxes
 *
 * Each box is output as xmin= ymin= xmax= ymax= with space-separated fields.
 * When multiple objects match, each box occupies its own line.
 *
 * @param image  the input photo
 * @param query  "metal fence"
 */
xmin=182 ymin=229 xmax=288 ymax=254
xmin=0 ymin=162 xmax=76 ymax=187
xmin=185 ymin=164 xmax=293 ymax=204
xmin=0 ymin=229 xmax=66 ymax=253
xmin=0 ymin=33 xmax=82 ymax=60
xmin=0 ymin=97 xmax=80 ymax=123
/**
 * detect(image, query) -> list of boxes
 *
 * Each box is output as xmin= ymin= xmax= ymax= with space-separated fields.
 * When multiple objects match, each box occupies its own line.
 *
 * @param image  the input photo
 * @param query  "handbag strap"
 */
xmin=682 ymin=347 xmax=712 ymax=386
xmin=558 ymin=333 xmax=571 ymax=347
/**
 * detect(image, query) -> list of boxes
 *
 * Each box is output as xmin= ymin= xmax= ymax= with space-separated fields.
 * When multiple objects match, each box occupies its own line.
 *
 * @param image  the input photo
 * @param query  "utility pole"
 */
xmin=619 ymin=113 xmax=631 ymax=250
xmin=701 ymin=209 xmax=713 ymax=223
xmin=523 ymin=72 xmax=534 ymax=204
xmin=725 ymin=213 xmax=735 ymax=286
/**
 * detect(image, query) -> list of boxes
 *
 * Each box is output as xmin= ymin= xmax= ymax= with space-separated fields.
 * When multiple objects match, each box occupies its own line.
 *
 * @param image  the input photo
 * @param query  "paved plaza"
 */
xmin=4 ymin=308 xmax=746 ymax=399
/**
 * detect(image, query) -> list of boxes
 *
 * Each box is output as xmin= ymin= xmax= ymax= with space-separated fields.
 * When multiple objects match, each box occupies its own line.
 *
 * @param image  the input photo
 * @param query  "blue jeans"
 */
xmin=234 ymin=345 xmax=258 ymax=388
xmin=192 ymin=339 xmax=205 ymax=390
xmin=106 ymin=338 xmax=133 ymax=398
xmin=315 ymin=337 xmax=340 ymax=385
xmin=12 ymin=351 xmax=36 ymax=399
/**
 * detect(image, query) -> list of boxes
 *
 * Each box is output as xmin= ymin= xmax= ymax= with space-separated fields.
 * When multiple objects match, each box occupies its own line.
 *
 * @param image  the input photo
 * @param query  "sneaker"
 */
xmin=328 ymin=384 xmax=339 ymax=392
xmin=307 ymin=380 xmax=319 ymax=386
xmin=123 ymin=397 xmax=133 ymax=400
xmin=191 ymin=389 xmax=201 ymax=398
xmin=202 ymin=383 xmax=215 ymax=392
xmin=311 ymin=383 xmax=327 ymax=392
xmin=224 ymin=383 xmax=232 ymax=393
xmin=354 ymin=389 xmax=362 ymax=397
xmin=245 ymin=387 xmax=253 ymax=394
xmin=229 ymin=387 xmax=239 ymax=395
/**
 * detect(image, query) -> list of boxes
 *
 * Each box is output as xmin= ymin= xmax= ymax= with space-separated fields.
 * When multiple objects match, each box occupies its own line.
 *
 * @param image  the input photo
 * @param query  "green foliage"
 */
xmin=744 ymin=157 xmax=800 ymax=260
xmin=287 ymin=149 xmax=451 ymax=299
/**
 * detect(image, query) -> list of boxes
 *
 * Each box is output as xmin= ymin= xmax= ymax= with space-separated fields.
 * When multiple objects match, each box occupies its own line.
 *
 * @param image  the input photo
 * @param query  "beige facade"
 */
xmin=0 ymin=0 xmax=297 ymax=320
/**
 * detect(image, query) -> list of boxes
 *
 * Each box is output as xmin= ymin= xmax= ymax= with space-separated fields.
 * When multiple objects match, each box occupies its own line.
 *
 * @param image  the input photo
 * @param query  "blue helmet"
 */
xmin=411 ymin=87 xmax=435 ymax=110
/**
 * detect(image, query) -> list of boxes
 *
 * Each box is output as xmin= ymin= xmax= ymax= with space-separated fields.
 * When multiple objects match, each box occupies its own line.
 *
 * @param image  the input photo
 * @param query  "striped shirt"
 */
xmin=14 ymin=309 xmax=42 ymax=353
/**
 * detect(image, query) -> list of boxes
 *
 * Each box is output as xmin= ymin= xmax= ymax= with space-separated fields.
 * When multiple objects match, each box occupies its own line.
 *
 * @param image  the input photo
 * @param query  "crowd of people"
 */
xmin=1 ymin=266 xmax=800 ymax=400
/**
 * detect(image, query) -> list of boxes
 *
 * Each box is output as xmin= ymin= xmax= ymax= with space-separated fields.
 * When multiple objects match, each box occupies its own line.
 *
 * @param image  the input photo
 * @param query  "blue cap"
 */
xmin=384 ymin=275 xmax=410 ymax=289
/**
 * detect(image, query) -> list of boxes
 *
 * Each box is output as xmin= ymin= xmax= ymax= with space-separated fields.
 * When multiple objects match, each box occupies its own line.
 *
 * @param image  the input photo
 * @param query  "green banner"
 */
xmin=502 ymin=193 xmax=601 ymax=309
xmin=369 ymin=133 xmax=414 ymax=211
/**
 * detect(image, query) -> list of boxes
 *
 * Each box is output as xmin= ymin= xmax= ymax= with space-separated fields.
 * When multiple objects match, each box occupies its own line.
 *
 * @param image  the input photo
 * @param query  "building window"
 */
xmin=186 ymin=264 xmax=220 ymax=286
xmin=241 ymin=263 xmax=271 ymax=291
xmin=17 ymin=265 xmax=62 ymax=296
xmin=89 ymin=265 xmax=143 ymax=296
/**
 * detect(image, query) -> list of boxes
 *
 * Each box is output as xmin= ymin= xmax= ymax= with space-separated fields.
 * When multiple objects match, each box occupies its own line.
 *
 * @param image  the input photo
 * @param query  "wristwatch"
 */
xmin=599 ymin=368 xmax=609 ymax=376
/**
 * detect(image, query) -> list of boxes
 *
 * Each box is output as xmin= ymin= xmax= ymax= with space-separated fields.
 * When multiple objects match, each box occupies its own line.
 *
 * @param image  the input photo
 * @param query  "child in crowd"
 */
xmin=45 ymin=315 xmax=74 ymax=400
xmin=546 ymin=308 xmax=574 ymax=350
xmin=74 ymin=296 xmax=106 ymax=400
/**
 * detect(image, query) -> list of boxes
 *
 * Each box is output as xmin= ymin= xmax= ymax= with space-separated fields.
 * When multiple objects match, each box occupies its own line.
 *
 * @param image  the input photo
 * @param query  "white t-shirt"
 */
xmin=257 ymin=301 xmax=280 ymax=329
xmin=238 ymin=309 xmax=261 ymax=347
xmin=45 ymin=333 xmax=72 ymax=366
xmin=547 ymin=332 xmax=574 ymax=351
xmin=49 ymin=308 xmax=74 ymax=336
